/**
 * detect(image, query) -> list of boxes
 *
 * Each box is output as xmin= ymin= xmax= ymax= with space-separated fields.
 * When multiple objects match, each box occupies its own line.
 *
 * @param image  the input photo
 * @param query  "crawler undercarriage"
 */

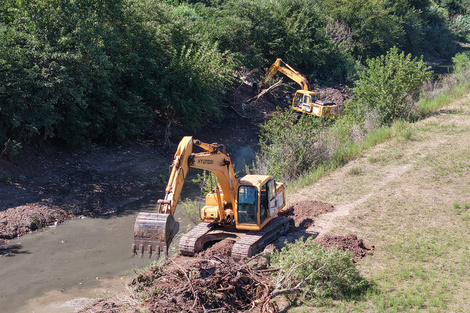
xmin=179 ymin=216 xmax=292 ymax=259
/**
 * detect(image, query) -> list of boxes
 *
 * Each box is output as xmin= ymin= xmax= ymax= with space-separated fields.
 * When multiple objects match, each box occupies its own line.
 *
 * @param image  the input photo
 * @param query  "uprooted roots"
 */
xmin=131 ymin=255 xmax=276 ymax=313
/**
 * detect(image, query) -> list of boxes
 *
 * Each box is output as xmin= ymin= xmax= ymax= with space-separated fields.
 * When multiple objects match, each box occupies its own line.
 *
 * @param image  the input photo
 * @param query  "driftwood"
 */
xmin=244 ymin=78 xmax=284 ymax=104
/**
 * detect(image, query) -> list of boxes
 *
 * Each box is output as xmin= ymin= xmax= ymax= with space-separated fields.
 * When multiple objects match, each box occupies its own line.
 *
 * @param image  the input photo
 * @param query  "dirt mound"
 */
xmin=196 ymin=238 xmax=235 ymax=258
xmin=315 ymin=234 xmax=374 ymax=263
xmin=316 ymin=85 xmax=352 ymax=106
xmin=80 ymin=255 xmax=273 ymax=313
xmin=279 ymin=200 xmax=335 ymax=228
xmin=0 ymin=203 xmax=69 ymax=239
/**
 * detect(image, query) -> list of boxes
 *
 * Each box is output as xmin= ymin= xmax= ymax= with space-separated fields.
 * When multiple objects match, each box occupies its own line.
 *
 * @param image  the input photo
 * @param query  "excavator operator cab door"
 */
xmin=237 ymin=185 xmax=258 ymax=225
xmin=260 ymin=179 xmax=278 ymax=226
xmin=237 ymin=180 xmax=279 ymax=227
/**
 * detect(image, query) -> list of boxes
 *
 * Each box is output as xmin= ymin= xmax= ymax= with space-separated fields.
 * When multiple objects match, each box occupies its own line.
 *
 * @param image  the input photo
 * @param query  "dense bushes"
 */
xmin=256 ymin=110 xmax=331 ymax=183
xmin=0 ymin=0 xmax=466 ymax=154
xmin=0 ymin=0 xmax=234 ymax=151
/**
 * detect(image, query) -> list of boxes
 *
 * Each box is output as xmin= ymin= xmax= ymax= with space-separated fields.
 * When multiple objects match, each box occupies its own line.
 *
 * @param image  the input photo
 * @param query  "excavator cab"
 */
xmin=293 ymin=90 xmax=316 ymax=114
xmin=293 ymin=90 xmax=339 ymax=117
xmin=235 ymin=176 xmax=284 ymax=230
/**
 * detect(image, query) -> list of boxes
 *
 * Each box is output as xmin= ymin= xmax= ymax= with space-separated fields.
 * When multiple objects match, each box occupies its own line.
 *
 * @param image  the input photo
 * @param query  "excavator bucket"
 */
xmin=132 ymin=212 xmax=179 ymax=258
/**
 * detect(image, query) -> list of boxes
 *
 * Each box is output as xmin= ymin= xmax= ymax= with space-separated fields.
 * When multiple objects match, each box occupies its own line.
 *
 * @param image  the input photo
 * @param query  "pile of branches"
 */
xmin=132 ymin=256 xmax=269 ymax=312
xmin=128 ymin=254 xmax=296 ymax=313
xmin=80 ymin=239 xmax=371 ymax=313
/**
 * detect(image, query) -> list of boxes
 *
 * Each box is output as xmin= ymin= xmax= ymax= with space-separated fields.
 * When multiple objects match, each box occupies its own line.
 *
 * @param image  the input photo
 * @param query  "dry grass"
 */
xmin=286 ymin=95 xmax=470 ymax=312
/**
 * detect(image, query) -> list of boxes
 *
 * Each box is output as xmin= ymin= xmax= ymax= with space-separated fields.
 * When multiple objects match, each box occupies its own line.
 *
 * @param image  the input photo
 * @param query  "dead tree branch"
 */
xmin=170 ymin=258 xmax=200 ymax=310
xmin=245 ymin=78 xmax=284 ymax=104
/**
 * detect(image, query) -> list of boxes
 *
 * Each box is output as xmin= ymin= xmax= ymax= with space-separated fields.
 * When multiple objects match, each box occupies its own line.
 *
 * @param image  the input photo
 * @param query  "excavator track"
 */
xmin=179 ymin=222 xmax=216 ymax=256
xmin=231 ymin=216 xmax=292 ymax=260
xmin=179 ymin=217 xmax=292 ymax=258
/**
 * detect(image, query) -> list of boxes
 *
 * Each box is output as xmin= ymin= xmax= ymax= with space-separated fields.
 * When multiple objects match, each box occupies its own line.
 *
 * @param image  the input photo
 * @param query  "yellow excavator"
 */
xmin=132 ymin=136 xmax=291 ymax=259
xmin=264 ymin=58 xmax=339 ymax=117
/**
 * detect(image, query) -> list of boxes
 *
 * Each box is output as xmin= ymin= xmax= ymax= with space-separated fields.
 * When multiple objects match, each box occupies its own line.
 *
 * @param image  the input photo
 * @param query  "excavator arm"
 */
xmin=156 ymin=136 xmax=193 ymax=215
xmin=132 ymin=136 xmax=237 ymax=258
xmin=265 ymin=58 xmax=311 ymax=91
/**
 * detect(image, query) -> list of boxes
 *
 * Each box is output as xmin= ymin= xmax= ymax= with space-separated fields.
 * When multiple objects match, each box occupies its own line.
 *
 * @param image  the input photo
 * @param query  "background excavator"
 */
xmin=132 ymin=136 xmax=291 ymax=259
xmin=264 ymin=58 xmax=339 ymax=117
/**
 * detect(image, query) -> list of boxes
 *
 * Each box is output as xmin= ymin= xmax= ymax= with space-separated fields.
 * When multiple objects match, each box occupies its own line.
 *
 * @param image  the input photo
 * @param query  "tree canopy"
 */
xmin=0 ymin=0 xmax=466 ymax=152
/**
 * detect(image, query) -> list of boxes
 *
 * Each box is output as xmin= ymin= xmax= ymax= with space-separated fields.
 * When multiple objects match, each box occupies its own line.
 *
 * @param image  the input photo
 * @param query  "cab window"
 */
xmin=237 ymin=186 xmax=258 ymax=224
xmin=267 ymin=179 xmax=278 ymax=217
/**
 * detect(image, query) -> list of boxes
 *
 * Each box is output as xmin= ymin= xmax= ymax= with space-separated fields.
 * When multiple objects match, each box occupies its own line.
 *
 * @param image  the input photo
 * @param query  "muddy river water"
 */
xmin=0 ymin=195 xmax=190 ymax=313
xmin=0 ymin=145 xmax=256 ymax=313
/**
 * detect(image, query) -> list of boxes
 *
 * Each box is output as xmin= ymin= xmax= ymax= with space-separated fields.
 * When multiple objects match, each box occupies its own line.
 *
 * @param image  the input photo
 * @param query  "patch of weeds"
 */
xmin=348 ymin=167 xmax=363 ymax=175
xmin=399 ymin=127 xmax=414 ymax=141
xmin=30 ymin=216 xmax=43 ymax=231
xmin=391 ymin=232 xmax=447 ymax=262
xmin=368 ymin=156 xmax=386 ymax=163
xmin=157 ymin=173 xmax=169 ymax=186
xmin=269 ymin=237 xmax=369 ymax=302
xmin=390 ymin=150 xmax=403 ymax=159
xmin=191 ymin=170 xmax=215 ymax=195
xmin=180 ymin=198 xmax=201 ymax=226
xmin=1 ymin=139 xmax=23 ymax=161
xmin=453 ymin=201 xmax=470 ymax=216
xmin=0 ymin=174 xmax=12 ymax=185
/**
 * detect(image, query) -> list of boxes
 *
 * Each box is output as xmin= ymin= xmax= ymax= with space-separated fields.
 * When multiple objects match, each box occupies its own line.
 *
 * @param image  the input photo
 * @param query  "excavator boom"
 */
xmin=132 ymin=136 xmax=238 ymax=258
xmin=265 ymin=58 xmax=310 ymax=91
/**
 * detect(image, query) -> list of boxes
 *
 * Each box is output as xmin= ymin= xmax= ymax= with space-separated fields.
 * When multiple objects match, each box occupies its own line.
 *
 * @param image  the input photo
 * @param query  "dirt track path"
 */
xmin=288 ymin=94 xmax=470 ymax=239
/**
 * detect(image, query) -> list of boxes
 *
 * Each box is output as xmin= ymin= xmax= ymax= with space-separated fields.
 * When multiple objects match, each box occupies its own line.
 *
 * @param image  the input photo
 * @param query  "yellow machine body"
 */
xmin=132 ymin=136 xmax=286 ymax=258
xmin=265 ymin=58 xmax=339 ymax=117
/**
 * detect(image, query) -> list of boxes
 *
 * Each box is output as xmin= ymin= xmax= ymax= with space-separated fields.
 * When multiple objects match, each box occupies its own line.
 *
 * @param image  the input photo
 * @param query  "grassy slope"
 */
xmin=286 ymin=95 xmax=470 ymax=312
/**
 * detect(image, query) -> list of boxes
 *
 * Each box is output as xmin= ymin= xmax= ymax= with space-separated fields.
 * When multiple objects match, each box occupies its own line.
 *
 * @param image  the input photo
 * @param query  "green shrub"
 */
xmin=349 ymin=47 xmax=432 ymax=126
xmin=269 ymin=237 xmax=369 ymax=300
xmin=256 ymin=109 xmax=331 ymax=183
xmin=452 ymin=51 xmax=470 ymax=75
xmin=450 ymin=14 xmax=470 ymax=41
